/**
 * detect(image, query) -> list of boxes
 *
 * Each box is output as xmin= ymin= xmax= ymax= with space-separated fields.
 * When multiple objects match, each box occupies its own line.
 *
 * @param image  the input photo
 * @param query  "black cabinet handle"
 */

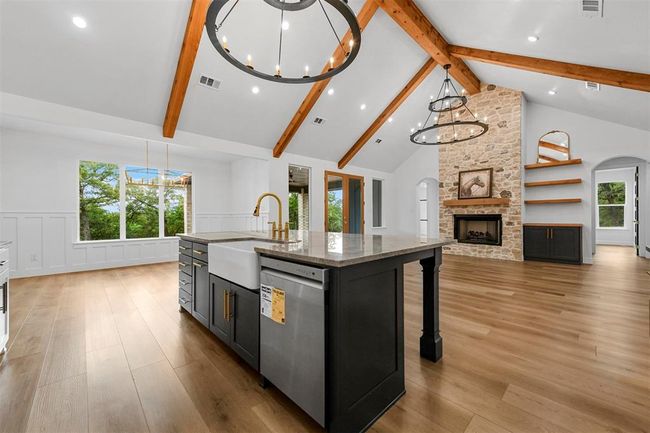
xmin=0 ymin=260 xmax=6 ymax=266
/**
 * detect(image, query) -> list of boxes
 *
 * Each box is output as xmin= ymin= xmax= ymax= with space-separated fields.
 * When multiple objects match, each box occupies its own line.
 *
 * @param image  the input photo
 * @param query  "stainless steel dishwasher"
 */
xmin=259 ymin=256 xmax=328 ymax=427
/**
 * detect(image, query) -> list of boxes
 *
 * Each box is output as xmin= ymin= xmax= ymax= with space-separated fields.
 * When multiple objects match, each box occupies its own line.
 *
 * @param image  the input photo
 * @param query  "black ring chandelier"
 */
xmin=205 ymin=0 xmax=362 ymax=84
xmin=410 ymin=64 xmax=488 ymax=145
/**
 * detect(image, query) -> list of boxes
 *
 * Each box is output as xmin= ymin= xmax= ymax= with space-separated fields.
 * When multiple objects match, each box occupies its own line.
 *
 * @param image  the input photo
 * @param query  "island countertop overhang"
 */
xmin=179 ymin=231 xmax=453 ymax=268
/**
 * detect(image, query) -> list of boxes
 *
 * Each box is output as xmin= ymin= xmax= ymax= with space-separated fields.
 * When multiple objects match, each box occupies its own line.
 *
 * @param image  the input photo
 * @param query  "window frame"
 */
xmin=371 ymin=178 xmax=384 ymax=228
xmin=596 ymin=181 xmax=627 ymax=230
xmin=77 ymin=160 xmax=193 ymax=242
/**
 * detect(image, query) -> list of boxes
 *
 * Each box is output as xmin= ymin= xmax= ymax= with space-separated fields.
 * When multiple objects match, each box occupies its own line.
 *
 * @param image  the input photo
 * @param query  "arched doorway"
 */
xmin=591 ymin=157 xmax=648 ymax=259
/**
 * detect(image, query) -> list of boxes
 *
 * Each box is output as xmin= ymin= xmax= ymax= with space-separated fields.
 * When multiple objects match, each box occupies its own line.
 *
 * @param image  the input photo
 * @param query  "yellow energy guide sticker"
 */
xmin=271 ymin=288 xmax=285 ymax=325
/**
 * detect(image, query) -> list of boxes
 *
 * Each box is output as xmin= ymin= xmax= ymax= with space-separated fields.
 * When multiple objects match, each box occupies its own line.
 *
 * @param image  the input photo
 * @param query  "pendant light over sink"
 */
xmin=205 ymin=0 xmax=361 ymax=84
xmin=410 ymin=64 xmax=488 ymax=145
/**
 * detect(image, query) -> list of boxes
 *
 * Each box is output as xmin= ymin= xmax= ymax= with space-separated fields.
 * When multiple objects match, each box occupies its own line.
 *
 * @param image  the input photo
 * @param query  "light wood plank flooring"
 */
xmin=1 ymin=245 xmax=648 ymax=433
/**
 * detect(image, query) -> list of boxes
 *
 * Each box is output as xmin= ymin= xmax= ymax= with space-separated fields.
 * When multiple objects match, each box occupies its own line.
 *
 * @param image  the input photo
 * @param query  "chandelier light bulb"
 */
xmin=246 ymin=54 xmax=253 ymax=68
xmin=349 ymin=39 xmax=354 ymax=48
xmin=410 ymin=128 xmax=415 ymax=133
xmin=484 ymin=116 xmax=488 ymax=122
xmin=282 ymin=20 xmax=290 ymax=30
xmin=461 ymin=88 xmax=466 ymax=95
xmin=417 ymin=122 xmax=422 ymax=127
xmin=360 ymin=103 xmax=367 ymax=110
xmin=275 ymin=64 xmax=281 ymax=76
xmin=422 ymin=135 xmax=426 ymax=140
xmin=434 ymin=116 xmax=438 ymax=122
xmin=445 ymin=88 xmax=449 ymax=94
xmin=388 ymin=117 xmax=393 ymax=123
xmin=327 ymin=88 xmax=334 ymax=96
xmin=303 ymin=65 xmax=310 ymax=77
xmin=221 ymin=36 xmax=228 ymax=51
xmin=436 ymin=135 xmax=441 ymax=140
xmin=329 ymin=57 xmax=335 ymax=70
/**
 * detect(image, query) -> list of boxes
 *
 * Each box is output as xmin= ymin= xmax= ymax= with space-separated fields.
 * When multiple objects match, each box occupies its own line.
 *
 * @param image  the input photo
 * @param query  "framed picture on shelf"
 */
xmin=458 ymin=168 xmax=493 ymax=199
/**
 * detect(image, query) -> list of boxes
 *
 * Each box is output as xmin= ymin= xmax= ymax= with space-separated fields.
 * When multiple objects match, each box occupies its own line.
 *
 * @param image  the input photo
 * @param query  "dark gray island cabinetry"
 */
xmin=179 ymin=231 xmax=451 ymax=433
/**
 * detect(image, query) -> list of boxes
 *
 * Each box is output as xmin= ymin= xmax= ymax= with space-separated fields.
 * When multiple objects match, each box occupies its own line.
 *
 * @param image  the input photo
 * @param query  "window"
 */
xmin=79 ymin=161 xmax=120 ymax=241
xmin=288 ymin=165 xmax=310 ymax=230
xmin=597 ymin=182 xmax=626 ymax=228
xmin=79 ymin=161 xmax=192 ymax=241
xmin=372 ymin=179 xmax=383 ymax=227
xmin=125 ymin=166 xmax=160 ymax=239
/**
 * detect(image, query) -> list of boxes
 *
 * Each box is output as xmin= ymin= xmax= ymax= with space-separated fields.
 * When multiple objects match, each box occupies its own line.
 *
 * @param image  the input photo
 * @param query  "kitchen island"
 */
xmin=178 ymin=231 xmax=452 ymax=433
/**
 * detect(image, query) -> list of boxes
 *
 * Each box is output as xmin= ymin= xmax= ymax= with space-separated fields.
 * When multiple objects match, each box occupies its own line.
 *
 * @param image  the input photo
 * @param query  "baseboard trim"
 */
xmin=10 ymin=258 xmax=177 ymax=279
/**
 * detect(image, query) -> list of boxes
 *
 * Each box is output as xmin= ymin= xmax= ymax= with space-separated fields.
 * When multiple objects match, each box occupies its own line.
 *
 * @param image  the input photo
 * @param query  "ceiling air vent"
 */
xmin=585 ymin=81 xmax=601 ymax=91
xmin=198 ymin=75 xmax=221 ymax=90
xmin=312 ymin=117 xmax=326 ymax=126
xmin=582 ymin=0 xmax=604 ymax=17
xmin=375 ymin=138 xmax=382 ymax=144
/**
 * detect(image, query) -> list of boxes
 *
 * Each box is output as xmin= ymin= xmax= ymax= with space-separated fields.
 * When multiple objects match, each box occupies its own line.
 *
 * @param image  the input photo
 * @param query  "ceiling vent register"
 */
xmin=585 ymin=81 xmax=601 ymax=91
xmin=582 ymin=0 xmax=604 ymax=17
xmin=199 ymin=75 xmax=221 ymax=90
xmin=312 ymin=117 xmax=327 ymax=126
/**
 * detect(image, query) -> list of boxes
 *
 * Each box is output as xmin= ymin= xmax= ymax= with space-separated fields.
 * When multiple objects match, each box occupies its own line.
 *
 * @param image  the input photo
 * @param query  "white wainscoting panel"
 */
xmin=0 ymin=211 xmax=270 ymax=278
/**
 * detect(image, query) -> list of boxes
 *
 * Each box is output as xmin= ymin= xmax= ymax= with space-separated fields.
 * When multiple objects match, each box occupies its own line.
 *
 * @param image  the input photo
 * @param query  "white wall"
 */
xmin=268 ymin=153 xmax=394 ymax=235
xmin=524 ymin=102 xmax=650 ymax=262
xmin=0 ymin=128 xmax=268 ymax=277
xmin=594 ymin=167 xmax=636 ymax=246
xmin=389 ymin=146 xmax=440 ymax=237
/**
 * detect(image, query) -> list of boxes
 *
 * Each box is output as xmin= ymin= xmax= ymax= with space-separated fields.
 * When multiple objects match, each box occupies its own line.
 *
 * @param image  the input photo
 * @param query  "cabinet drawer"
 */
xmin=179 ymin=271 xmax=192 ymax=291
xmin=179 ymin=239 xmax=192 ymax=254
xmin=179 ymin=253 xmax=192 ymax=275
xmin=192 ymin=242 xmax=208 ymax=259
xmin=179 ymin=288 xmax=192 ymax=312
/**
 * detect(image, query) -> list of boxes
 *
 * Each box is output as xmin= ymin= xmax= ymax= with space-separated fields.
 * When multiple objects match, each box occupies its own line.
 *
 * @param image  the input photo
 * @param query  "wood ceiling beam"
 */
xmin=338 ymin=57 xmax=436 ymax=169
xmin=272 ymin=0 xmax=379 ymax=158
xmin=448 ymin=45 xmax=650 ymax=93
xmin=163 ymin=0 xmax=211 ymax=138
xmin=374 ymin=0 xmax=481 ymax=95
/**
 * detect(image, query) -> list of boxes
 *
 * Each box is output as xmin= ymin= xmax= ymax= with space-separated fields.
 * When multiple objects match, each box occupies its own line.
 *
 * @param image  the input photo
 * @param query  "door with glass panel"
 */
xmin=324 ymin=171 xmax=364 ymax=234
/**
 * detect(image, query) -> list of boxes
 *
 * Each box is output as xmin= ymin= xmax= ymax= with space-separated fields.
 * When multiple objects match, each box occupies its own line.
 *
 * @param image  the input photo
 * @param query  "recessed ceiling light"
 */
xmin=360 ymin=103 xmax=366 ymax=110
xmin=282 ymin=20 xmax=290 ymax=30
xmin=388 ymin=117 xmax=393 ymax=123
xmin=72 ymin=16 xmax=87 ymax=29
xmin=327 ymin=88 xmax=334 ymax=96
xmin=547 ymin=90 xmax=557 ymax=95
xmin=410 ymin=128 xmax=415 ymax=133
xmin=527 ymin=35 xmax=539 ymax=42
xmin=251 ymin=86 xmax=260 ymax=94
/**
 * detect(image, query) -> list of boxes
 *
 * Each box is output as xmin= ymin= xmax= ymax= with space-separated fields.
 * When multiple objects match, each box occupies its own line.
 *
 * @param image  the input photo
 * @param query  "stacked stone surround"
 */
xmin=439 ymin=85 xmax=523 ymax=261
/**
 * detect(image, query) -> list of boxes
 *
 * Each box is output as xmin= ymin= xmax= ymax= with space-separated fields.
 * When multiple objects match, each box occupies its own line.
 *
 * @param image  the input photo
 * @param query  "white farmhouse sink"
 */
xmin=208 ymin=240 xmax=273 ymax=290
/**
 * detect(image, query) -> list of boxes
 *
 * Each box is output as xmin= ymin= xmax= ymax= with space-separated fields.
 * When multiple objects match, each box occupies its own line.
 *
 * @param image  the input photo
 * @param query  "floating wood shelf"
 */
xmin=443 ymin=198 xmax=510 ymax=207
xmin=525 ymin=178 xmax=582 ymax=188
xmin=525 ymin=198 xmax=582 ymax=205
xmin=525 ymin=159 xmax=582 ymax=170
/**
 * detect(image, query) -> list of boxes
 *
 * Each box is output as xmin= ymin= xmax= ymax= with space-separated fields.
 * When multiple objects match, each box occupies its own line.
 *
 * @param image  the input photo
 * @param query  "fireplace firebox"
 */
xmin=453 ymin=214 xmax=502 ymax=246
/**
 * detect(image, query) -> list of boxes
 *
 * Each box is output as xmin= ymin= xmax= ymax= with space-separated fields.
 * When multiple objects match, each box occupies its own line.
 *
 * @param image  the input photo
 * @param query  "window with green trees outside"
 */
xmin=597 ymin=182 xmax=626 ymax=228
xmin=79 ymin=161 xmax=191 ymax=241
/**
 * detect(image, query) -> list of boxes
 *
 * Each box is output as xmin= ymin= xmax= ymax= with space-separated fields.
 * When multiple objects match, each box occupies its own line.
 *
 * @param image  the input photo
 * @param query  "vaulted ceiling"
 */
xmin=1 ymin=0 xmax=648 ymax=173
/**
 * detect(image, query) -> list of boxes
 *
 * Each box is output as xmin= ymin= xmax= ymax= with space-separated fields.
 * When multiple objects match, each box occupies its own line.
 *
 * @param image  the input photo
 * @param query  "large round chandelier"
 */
xmin=410 ymin=64 xmax=488 ymax=145
xmin=205 ymin=0 xmax=361 ymax=84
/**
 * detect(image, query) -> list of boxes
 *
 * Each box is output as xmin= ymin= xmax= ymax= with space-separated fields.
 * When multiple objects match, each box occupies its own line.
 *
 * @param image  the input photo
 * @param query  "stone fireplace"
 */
xmin=439 ymin=85 xmax=523 ymax=261
xmin=454 ymin=214 xmax=502 ymax=246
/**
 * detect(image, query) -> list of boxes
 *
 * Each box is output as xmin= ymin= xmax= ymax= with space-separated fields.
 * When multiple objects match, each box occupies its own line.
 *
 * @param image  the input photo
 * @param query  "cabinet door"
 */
xmin=550 ymin=228 xmax=582 ymax=264
xmin=209 ymin=275 xmax=231 ymax=344
xmin=230 ymin=284 xmax=260 ymax=371
xmin=192 ymin=260 xmax=210 ymax=327
xmin=523 ymin=227 xmax=550 ymax=260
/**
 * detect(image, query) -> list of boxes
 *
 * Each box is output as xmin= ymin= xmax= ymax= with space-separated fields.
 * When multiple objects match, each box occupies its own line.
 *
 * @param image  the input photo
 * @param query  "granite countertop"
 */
xmin=180 ymin=231 xmax=453 ymax=267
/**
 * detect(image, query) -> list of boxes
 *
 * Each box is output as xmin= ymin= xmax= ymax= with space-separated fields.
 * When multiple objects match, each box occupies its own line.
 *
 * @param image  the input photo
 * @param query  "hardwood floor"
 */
xmin=1 ymin=246 xmax=648 ymax=433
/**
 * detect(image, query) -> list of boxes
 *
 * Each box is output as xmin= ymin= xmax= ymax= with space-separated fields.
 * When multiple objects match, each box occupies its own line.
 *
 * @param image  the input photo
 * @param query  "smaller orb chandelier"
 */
xmin=410 ymin=64 xmax=488 ymax=145
xmin=205 ymin=0 xmax=361 ymax=84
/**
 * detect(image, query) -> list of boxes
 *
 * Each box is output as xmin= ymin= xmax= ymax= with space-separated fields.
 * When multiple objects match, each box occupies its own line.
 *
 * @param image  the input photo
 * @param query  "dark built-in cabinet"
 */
xmin=523 ymin=224 xmax=582 ymax=264
xmin=178 ymin=239 xmax=259 ymax=371
xmin=210 ymin=275 xmax=259 ymax=370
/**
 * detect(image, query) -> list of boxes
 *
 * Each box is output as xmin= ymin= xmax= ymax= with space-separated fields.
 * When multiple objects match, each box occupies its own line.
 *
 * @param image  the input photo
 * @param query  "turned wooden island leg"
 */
xmin=420 ymin=247 xmax=443 ymax=362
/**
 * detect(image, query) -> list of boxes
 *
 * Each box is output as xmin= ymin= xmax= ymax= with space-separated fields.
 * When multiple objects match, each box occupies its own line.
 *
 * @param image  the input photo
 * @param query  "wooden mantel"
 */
xmin=443 ymin=198 xmax=510 ymax=207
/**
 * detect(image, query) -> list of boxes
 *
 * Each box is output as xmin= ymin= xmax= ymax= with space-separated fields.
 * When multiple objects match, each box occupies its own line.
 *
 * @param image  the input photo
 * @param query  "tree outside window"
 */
xmin=597 ymin=182 xmax=626 ymax=228
xmin=79 ymin=161 xmax=120 ymax=241
xmin=79 ymin=161 xmax=191 ymax=240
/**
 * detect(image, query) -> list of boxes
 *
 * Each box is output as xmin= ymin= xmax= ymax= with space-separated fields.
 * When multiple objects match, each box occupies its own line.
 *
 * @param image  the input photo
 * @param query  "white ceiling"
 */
xmin=0 ymin=0 xmax=648 ymax=173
